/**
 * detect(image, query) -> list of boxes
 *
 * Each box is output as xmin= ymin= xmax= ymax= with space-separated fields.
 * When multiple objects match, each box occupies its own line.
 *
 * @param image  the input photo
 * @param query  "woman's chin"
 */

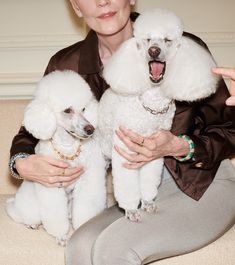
xmin=96 ymin=21 xmax=132 ymax=38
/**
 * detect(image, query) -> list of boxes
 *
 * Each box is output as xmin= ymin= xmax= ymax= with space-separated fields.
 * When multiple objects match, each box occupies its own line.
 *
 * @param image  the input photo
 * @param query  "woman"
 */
xmin=9 ymin=1 xmax=235 ymax=264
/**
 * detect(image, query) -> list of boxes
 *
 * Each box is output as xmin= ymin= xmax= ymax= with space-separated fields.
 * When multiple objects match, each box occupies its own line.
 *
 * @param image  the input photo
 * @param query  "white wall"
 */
xmin=0 ymin=0 xmax=234 ymax=99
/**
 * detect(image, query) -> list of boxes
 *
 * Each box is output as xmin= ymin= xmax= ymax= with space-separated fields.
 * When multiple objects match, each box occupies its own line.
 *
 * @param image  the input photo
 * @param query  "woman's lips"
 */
xmin=98 ymin=12 xmax=117 ymax=19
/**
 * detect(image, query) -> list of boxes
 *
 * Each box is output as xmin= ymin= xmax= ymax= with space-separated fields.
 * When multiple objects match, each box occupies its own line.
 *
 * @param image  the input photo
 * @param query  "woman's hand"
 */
xmin=115 ymin=126 xmax=190 ymax=169
xmin=15 ymin=154 xmax=84 ymax=188
xmin=212 ymin=67 xmax=235 ymax=106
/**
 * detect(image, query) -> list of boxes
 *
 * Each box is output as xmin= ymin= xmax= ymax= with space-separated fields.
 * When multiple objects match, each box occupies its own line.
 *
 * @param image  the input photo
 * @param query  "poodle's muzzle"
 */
xmin=61 ymin=111 xmax=95 ymax=140
xmin=66 ymin=115 xmax=95 ymax=139
xmin=148 ymin=46 xmax=166 ymax=84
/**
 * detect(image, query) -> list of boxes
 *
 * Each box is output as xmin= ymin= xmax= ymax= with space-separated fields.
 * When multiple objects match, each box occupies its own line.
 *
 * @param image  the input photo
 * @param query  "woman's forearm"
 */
xmin=10 ymin=126 xmax=39 ymax=157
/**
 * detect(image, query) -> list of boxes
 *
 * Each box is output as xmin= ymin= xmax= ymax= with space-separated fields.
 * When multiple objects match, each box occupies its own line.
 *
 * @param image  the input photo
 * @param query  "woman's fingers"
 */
xmin=37 ymin=178 xmax=78 ymax=188
xmin=212 ymin=67 xmax=235 ymax=106
xmin=114 ymin=142 xmax=149 ymax=169
xmin=15 ymin=154 xmax=84 ymax=186
xmin=114 ymin=145 xmax=136 ymax=162
xmin=226 ymin=96 xmax=235 ymax=106
xmin=118 ymin=126 xmax=153 ymax=148
xmin=212 ymin=67 xmax=235 ymax=80
xmin=43 ymin=166 xmax=84 ymax=184
xmin=44 ymin=164 xmax=83 ymax=177
xmin=118 ymin=126 xmax=144 ymax=145
xmin=115 ymin=128 xmax=154 ymax=157
xmin=43 ymin=155 xmax=69 ymax=168
xmin=114 ymin=145 xmax=148 ymax=162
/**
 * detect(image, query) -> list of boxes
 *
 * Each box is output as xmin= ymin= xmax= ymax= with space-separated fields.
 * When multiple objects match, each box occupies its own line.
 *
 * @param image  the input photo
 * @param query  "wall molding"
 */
xmin=0 ymin=72 xmax=230 ymax=100
xmin=196 ymin=32 xmax=235 ymax=47
xmin=0 ymin=34 xmax=85 ymax=49
xmin=0 ymin=32 xmax=234 ymax=50
xmin=0 ymin=32 xmax=234 ymax=99
xmin=0 ymin=73 xmax=40 ymax=99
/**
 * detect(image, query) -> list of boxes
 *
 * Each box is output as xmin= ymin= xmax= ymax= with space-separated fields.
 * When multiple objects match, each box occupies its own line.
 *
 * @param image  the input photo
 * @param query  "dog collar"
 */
xmin=139 ymin=95 xmax=174 ymax=115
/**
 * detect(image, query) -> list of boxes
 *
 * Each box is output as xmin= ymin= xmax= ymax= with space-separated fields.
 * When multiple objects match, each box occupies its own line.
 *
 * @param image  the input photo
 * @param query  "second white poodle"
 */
xmin=98 ymin=9 xmax=219 ymax=221
xmin=6 ymin=70 xmax=107 ymax=245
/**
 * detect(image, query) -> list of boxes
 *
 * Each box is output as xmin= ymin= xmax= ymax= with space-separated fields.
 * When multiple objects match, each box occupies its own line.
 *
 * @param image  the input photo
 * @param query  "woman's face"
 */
xmin=70 ymin=0 xmax=136 ymax=36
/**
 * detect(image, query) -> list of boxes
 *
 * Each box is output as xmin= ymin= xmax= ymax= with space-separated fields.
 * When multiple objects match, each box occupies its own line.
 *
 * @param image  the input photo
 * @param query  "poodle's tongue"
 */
xmin=150 ymin=61 xmax=165 ymax=80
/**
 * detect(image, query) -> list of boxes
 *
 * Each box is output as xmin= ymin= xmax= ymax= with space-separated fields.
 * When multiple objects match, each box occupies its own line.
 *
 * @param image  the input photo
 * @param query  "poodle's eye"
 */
xmin=146 ymin=38 xmax=151 ymax=43
xmin=82 ymin=107 xmax=85 ymax=112
xmin=164 ymin=38 xmax=172 ymax=43
xmin=64 ymin=107 xmax=73 ymax=114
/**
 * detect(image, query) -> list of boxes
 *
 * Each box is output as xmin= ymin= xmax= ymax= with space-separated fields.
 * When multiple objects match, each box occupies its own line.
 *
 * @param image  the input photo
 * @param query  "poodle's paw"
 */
xmin=141 ymin=200 xmax=158 ymax=213
xmin=26 ymin=224 xmax=40 ymax=230
xmin=125 ymin=209 xmax=141 ymax=222
xmin=56 ymin=235 xmax=68 ymax=247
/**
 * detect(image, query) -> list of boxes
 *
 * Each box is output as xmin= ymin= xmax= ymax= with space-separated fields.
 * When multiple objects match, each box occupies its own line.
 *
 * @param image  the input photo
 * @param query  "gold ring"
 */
xmin=61 ymin=169 xmax=65 ymax=176
xmin=58 ymin=182 xmax=63 ymax=188
xmin=140 ymin=138 xmax=145 ymax=146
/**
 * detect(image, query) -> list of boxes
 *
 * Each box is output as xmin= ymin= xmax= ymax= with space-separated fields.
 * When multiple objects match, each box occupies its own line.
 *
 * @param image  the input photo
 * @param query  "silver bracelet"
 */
xmin=9 ymin=153 xmax=30 ymax=180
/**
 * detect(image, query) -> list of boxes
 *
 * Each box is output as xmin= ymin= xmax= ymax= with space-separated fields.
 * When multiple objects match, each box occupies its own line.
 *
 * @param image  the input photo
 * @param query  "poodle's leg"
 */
xmin=34 ymin=184 xmax=69 ymax=246
xmin=6 ymin=181 xmax=41 ymax=227
xmin=139 ymin=158 xmax=164 ymax=213
xmin=141 ymin=199 xmax=158 ymax=213
xmin=112 ymin=136 xmax=141 ymax=222
xmin=72 ymin=160 xmax=107 ymax=230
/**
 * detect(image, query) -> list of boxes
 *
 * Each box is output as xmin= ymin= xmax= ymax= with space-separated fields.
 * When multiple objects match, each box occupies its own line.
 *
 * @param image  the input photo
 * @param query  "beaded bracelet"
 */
xmin=9 ymin=153 xmax=30 ymax=180
xmin=174 ymin=135 xmax=195 ymax=162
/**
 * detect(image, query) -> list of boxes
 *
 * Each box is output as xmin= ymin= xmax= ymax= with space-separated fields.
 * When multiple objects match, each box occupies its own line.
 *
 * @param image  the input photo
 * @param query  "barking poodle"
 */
xmin=6 ymin=70 xmax=107 ymax=245
xmin=98 ymin=9 xmax=219 ymax=221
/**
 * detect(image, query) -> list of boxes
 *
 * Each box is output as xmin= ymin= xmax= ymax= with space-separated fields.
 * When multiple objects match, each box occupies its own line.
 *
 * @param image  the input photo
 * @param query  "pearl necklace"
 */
xmin=50 ymin=139 xmax=82 ymax=161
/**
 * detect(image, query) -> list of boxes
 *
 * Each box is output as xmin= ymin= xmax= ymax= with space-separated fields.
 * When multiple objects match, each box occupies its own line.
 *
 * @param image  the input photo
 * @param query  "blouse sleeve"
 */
xmin=189 ymin=78 xmax=235 ymax=170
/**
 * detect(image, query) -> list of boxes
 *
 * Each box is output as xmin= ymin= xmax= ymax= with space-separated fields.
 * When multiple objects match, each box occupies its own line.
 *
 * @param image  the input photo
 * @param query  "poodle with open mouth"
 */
xmin=6 ymin=70 xmax=107 ymax=245
xmin=98 ymin=9 xmax=219 ymax=222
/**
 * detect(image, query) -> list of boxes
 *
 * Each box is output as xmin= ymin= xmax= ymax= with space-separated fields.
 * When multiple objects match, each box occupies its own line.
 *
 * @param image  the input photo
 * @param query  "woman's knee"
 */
xmin=65 ymin=220 xmax=105 ymax=265
xmin=65 ymin=206 xmax=123 ymax=265
xmin=92 ymin=243 xmax=142 ymax=265
xmin=92 ymin=229 xmax=142 ymax=265
xmin=66 ymin=225 xmax=95 ymax=265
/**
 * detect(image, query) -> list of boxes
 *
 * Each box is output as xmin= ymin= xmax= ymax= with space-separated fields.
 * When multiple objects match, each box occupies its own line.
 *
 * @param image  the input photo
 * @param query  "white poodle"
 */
xmin=98 ymin=9 xmax=219 ymax=221
xmin=6 ymin=70 xmax=107 ymax=245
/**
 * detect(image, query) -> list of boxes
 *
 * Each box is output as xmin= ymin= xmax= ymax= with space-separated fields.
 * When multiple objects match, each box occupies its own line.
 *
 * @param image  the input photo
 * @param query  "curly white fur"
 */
xmin=6 ymin=70 xmax=107 ymax=245
xmin=98 ymin=9 xmax=219 ymax=221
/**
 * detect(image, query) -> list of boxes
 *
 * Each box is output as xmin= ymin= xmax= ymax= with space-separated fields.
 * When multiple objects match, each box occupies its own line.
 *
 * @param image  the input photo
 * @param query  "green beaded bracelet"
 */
xmin=174 ymin=134 xmax=195 ymax=162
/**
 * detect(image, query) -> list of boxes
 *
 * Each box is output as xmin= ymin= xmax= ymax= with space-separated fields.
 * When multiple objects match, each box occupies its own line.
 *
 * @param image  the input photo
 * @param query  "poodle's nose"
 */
xmin=84 ymin=124 xmax=95 ymax=135
xmin=148 ymin=46 xmax=161 ymax=59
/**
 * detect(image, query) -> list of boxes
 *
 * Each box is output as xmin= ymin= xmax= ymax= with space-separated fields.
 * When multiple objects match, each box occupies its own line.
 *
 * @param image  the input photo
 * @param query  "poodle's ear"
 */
xmin=103 ymin=38 xmax=150 ymax=95
xmin=162 ymin=37 xmax=219 ymax=101
xmin=23 ymin=100 xmax=56 ymax=140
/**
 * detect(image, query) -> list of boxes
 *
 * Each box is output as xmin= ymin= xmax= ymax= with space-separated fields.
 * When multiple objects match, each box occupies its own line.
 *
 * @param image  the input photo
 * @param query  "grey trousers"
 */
xmin=66 ymin=159 xmax=235 ymax=265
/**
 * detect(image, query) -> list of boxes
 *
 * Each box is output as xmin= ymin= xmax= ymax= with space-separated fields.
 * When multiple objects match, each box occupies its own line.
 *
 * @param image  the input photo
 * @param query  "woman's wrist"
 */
xmin=169 ymin=134 xmax=190 ymax=157
xmin=9 ymin=153 xmax=30 ymax=179
xmin=173 ymin=135 xmax=195 ymax=162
